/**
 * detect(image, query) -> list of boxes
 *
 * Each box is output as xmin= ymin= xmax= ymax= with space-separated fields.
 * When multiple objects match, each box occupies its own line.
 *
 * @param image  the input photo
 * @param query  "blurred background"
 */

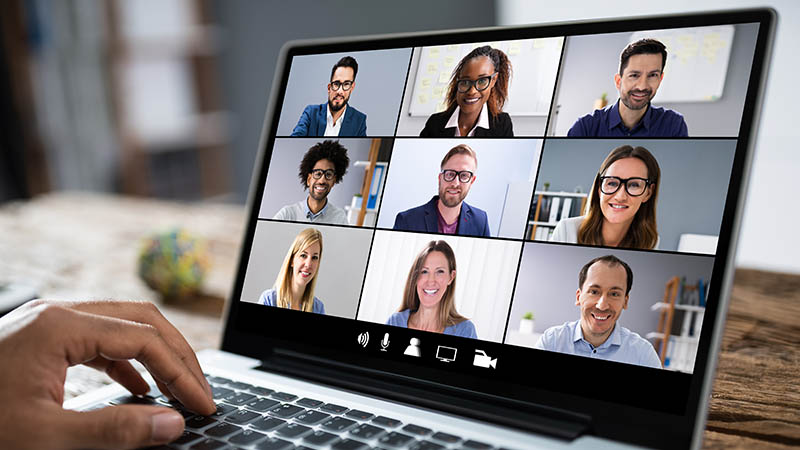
xmin=0 ymin=0 xmax=797 ymax=274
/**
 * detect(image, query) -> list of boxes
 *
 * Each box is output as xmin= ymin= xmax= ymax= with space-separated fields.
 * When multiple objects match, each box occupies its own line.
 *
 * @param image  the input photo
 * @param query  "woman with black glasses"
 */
xmin=420 ymin=46 xmax=513 ymax=137
xmin=551 ymin=145 xmax=661 ymax=249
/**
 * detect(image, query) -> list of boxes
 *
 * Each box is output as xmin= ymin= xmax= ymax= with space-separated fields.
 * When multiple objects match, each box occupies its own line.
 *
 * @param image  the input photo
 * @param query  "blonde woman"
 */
xmin=387 ymin=240 xmax=476 ymax=338
xmin=259 ymin=228 xmax=326 ymax=314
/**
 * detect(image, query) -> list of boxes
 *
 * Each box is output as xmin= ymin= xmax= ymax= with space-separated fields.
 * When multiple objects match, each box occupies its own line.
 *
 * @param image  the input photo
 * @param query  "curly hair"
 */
xmin=298 ymin=140 xmax=350 ymax=189
xmin=445 ymin=46 xmax=512 ymax=117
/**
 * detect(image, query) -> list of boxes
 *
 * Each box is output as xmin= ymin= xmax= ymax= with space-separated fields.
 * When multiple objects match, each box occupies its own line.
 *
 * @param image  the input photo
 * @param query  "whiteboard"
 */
xmin=631 ymin=25 xmax=735 ymax=102
xmin=408 ymin=37 xmax=563 ymax=117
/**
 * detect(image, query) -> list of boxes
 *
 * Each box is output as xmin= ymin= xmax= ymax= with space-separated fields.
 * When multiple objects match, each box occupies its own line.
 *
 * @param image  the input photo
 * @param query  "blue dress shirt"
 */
xmin=259 ymin=289 xmax=325 ymax=314
xmin=567 ymin=100 xmax=688 ymax=137
xmin=535 ymin=319 xmax=662 ymax=369
xmin=387 ymin=309 xmax=477 ymax=339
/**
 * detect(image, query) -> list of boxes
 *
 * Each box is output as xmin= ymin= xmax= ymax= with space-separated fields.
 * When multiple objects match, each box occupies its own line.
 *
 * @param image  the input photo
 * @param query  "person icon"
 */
xmin=404 ymin=338 xmax=422 ymax=357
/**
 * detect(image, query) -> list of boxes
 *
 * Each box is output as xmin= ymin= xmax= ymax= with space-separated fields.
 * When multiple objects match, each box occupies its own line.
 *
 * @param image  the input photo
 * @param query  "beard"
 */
xmin=309 ymin=181 xmax=330 ymax=201
xmin=438 ymin=184 xmax=467 ymax=208
xmin=620 ymin=88 xmax=653 ymax=111
xmin=328 ymin=95 xmax=347 ymax=112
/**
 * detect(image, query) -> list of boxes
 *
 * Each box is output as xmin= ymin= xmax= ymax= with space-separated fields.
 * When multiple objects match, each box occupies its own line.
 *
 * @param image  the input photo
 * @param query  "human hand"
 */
xmin=0 ymin=299 xmax=216 ymax=449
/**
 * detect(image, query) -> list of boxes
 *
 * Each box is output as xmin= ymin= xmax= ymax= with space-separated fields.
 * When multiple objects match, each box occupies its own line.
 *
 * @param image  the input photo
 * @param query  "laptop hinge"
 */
xmin=256 ymin=350 xmax=590 ymax=441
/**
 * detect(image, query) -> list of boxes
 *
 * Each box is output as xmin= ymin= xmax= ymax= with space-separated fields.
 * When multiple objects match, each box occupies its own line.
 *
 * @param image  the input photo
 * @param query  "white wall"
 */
xmin=498 ymin=0 xmax=800 ymax=274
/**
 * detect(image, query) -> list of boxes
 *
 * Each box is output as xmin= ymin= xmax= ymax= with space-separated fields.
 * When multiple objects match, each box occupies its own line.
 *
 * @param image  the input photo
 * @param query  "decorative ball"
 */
xmin=138 ymin=228 xmax=211 ymax=299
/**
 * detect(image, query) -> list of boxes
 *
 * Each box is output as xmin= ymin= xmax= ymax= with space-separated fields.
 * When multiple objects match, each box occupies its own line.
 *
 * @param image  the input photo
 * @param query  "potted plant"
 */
xmin=519 ymin=311 xmax=535 ymax=334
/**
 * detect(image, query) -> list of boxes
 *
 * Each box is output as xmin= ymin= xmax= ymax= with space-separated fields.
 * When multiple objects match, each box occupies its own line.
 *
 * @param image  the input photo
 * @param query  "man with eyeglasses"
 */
xmin=291 ymin=56 xmax=367 ymax=137
xmin=274 ymin=140 xmax=350 ymax=224
xmin=393 ymin=144 xmax=490 ymax=237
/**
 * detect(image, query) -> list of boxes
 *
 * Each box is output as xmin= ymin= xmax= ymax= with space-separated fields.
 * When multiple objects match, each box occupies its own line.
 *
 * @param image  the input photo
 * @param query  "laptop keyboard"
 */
xmin=106 ymin=374 xmax=500 ymax=450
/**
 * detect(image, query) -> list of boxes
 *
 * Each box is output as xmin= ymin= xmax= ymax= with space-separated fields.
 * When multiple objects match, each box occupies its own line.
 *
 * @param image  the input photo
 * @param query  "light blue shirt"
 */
xmin=273 ymin=199 xmax=347 ymax=225
xmin=535 ymin=320 xmax=661 ymax=369
xmin=387 ymin=309 xmax=477 ymax=339
xmin=259 ymin=288 xmax=325 ymax=314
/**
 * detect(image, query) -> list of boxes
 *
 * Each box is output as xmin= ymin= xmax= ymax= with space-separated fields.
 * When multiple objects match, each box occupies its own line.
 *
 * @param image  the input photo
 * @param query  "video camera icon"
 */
xmin=473 ymin=349 xmax=497 ymax=369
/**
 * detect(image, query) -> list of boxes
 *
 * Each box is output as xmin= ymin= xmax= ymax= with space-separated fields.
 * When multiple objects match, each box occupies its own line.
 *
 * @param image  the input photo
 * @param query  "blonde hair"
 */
xmin=399 ymin=240 xmax=468 ymax=329
xmin=274 ymin=228 xmax=323 ymax=312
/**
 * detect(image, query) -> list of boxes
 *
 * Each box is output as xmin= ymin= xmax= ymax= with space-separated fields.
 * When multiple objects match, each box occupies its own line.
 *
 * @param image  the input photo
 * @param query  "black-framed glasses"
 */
xmin=311 ymin=169 xmax=336 ymax=180
xmin=440 ymin=169 xmax=474 ymax=183
xmin=599 ymin=176 xmax=652 ymax=196
xmin=456 ymin=73 xmax=497 ymax=93
xmin=329 ymin=80 xmax=354 ymax=91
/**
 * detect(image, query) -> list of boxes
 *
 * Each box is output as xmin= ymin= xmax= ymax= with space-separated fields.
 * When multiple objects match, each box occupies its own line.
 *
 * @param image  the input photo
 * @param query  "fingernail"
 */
xmin=151 ymin=411 xmax=183 ymax=442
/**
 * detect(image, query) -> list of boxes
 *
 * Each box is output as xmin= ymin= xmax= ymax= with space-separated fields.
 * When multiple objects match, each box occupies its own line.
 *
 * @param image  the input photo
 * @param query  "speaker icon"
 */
xmin=357 ymin=331 xmax=370 ymax=348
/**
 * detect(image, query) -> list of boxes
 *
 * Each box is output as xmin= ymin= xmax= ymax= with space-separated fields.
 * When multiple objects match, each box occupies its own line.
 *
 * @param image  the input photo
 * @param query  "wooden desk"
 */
xmin=1 ymin=193 xmax=797 ymax=448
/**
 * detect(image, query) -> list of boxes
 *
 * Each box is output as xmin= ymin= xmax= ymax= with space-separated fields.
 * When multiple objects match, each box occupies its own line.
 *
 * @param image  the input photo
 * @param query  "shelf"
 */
xmin=528 ymin=221 xmax=557 ymax=226
xmin=646 ymin=332 xmax=699 ymax=341
xmin=650 ymin=302 xmax=705 ymax=313
xmin=534 ymin=191 xmax=588 ymax=198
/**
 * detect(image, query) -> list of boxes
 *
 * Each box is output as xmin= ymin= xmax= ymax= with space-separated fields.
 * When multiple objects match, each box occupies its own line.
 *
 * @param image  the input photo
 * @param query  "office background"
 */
xmin=377 ymin=138 xmax=541 ymax=239
xmin=549 ymin=24 xmax=758 ymax=137
xmin=275 ymin=49 xmax=412 ymax=136
xmin=259 ymin=138 xmax=378 ymax=222
xmin=240 ymin=221 xmax=373 ymax=319
xmin=357 ymin=231 xmax=520 ymax=343
xmin=535 ymin=139 xmax=736 ymax=251
xmin=508 ymin=242 xmax=715 ymax=344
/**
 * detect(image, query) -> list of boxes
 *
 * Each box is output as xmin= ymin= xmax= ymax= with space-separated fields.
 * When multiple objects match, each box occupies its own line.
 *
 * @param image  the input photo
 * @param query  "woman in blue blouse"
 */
xmin=259 ymin=228 xmax=325 ymax=314
xmin=387 ymin=240 xmax=477 ymax=338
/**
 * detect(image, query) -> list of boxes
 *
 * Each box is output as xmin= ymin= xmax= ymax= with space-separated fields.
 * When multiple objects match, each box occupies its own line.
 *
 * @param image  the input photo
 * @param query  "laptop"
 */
xmin=66 ymin=8 xmax=775 ymax=449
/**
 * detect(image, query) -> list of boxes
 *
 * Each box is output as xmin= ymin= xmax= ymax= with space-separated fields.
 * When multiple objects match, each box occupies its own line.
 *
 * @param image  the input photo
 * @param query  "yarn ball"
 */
xmin=138 ymin=229 xmax=211 ymax=299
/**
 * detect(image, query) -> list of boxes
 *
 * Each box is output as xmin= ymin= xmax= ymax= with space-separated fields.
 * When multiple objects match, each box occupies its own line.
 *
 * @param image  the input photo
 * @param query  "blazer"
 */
xmin=419 ymin=109 xmax=513 ymax=137
xmin=291 ymin=103 xmax=367 ymax=137
xmin=393 ymin=196 xmax=490 ymax=237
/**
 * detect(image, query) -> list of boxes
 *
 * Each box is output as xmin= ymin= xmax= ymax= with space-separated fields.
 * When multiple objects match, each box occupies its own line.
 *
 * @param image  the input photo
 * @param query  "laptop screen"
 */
xmin=223 ymin=10 xmax=773 ymax=424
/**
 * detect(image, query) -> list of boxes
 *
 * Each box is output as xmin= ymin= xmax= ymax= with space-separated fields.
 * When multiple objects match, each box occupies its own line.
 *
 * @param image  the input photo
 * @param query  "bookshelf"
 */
xmin=527 ymin=191 xmax=588 ymax=240
xmin=344 ymin=139 xmax=385 ymax=227
xmin=647 ymin=276 xmax=707 ymax=373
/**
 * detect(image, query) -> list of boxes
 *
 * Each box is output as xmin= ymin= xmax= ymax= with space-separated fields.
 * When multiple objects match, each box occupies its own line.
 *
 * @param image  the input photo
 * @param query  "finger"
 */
xmin=56 ymin=307 xmax=216 ymax=415
xmin=155 ymin=378 xmax=176 ymax=401
xmin=66 ymin=300 xmax=213 ymax=398
xmin=55 ymin=405 xmax=184 ymax=449
xmin=83 ymin=357 xmax=150 ymax=396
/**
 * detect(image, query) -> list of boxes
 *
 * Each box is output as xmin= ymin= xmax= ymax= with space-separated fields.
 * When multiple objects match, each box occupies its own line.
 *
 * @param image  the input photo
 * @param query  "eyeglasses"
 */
xmin=440 ymin=169 xmax=474 ymax=183
xmin=329 ymin=80 xmax=354 ymax=91
xmin=599 ymin=176 xmax=652 ymax=196
xmin=456 ymin=73 xmax=497 ymax=93
xmin=311 ymin=169 xmax=336 ymax=180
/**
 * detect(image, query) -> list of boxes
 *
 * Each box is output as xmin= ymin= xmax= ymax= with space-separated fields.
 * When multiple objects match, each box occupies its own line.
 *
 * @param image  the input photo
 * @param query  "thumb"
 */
xmin=58 ymin=405 xmax=184 ymax=449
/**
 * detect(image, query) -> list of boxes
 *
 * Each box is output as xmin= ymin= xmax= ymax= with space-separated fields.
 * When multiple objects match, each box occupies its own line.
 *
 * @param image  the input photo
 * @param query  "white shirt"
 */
xmin=444 ymin=105 xmax=490 ymax=137
xmin=324 ymin=104 xmax=347 ymax=137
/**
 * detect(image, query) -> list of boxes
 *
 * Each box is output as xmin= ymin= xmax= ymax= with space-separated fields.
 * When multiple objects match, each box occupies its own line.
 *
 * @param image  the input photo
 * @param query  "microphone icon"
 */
xmin=380 ymin=333 xmax=390 ymax=351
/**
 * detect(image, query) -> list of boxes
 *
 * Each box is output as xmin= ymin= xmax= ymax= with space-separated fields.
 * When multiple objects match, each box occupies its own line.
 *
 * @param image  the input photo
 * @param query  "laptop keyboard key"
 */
xmin=270 ymin=392 xmax=298 ymax=402
xmin=225 ymin=408 xmax=261 ymax=425
xmin=322 ymin=416 xmax=357 ymax=432
xmin=171 ymin=430 xmax=203 ymax=446
xmin=227 ymin=381 xmax=252 ymax=390
xmin=296 ymin=397 xmax=324 ymax=408
xmin=247 ymin=386 xmax=275 ymax=396
xmin=378 ymin=431 xmax=415 ymax=447
xmin=211 ymin=386 xmax=234 ymax=399
xmin=223 ymin=391 xmax=256 ymax=405
xmin=295 ymin=410 xmax=330 ymax=425
xmin=410 ymin=441 xmax=444 ymax=450
xmin=251 ymin=416 xmax=286 ymax=432
xmin=204 ymin=422 xmax=240 ymax=438
xmin=372 ymin=416 xmax=402 ymax=428
xmin=345 ymin=409 xmax=375 ymax=421
xmin=270 ymin=403 xmax=305 ymax=418
xmin=189 ymin=438 xmax=227 ymax=450
xmin=463 ymin=439 xmax=492 ymax=449
xmin=211 ymin=402 xmax=237 ymax=417
xmin=185 ymin=415 xmax=218 ymax=430
xmin=402 ymin=424 xmax=432 ymax=436
xmin=320 ymin=403 xmax=349 ymax=414
xmin=254 ymin=437 xmax=293 ymax=450
xmin=350 ymin=423 xmax=385 ymax=440
xmin=333 ymin=438 xmax=369 ymax=450
xmin=275 ymin=422 xmax=312 ymax=439
xmin=229 ymin=429 xmax=267 ymax=446
xmin=304 ymin=430 xmax=340 ymax=446
xmin=431 ymin=432 xmax=461 ymax=444
xmin=207 ymin=376 xmax=232 ymax=385
xmin=245 ymin=397 xmax=280 ymax=412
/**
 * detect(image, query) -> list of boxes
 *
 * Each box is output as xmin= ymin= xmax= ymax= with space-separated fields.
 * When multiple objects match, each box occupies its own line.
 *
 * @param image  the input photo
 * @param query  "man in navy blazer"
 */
xmin=291 ymin=56 xmax=367 ymax=137
xmin=393 ymin=144 xmax=490 ymax=237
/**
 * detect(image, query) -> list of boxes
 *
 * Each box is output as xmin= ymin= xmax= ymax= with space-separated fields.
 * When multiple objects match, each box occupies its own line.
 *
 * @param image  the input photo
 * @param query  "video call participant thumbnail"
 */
xmin=393 ymin=144 xmax=490 ymax=237
xmin=274 ymin=140 xmax=350 ymax=225
xmin=260 ymin=228 xmax=326 ymax=314
xmin=387 ymin=240 xmax=477 ymax=338
xmin=420 ymin=46 xmax=513 ymax=137
xmin=535 ymin=255 xmax=661 ymax=368
xmin=568 ymin=39 xmax=688 ymax=137
xmin=291 ymin=56 xmax=367 ymax=137
xmin=551 ymin=145 xmax=660 ymax=250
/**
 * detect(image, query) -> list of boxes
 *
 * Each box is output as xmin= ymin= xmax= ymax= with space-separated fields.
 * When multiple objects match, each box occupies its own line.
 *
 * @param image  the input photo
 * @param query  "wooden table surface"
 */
xmin=1 ymin=193 xmax=797 ymax=449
